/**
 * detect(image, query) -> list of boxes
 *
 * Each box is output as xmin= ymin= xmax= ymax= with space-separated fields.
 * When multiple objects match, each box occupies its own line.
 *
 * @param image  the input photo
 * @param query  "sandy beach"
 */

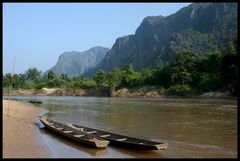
xmin=3 ymin=100 xmax=52 ymax=158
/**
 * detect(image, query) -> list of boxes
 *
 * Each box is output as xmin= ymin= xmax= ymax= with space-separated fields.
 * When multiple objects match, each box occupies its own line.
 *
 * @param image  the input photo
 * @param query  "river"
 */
xmin=3 ymin=96 xmax=237 ymax=158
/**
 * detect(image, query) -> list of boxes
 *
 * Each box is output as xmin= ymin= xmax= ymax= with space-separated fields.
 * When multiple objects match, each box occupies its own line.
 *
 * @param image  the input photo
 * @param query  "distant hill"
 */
xmin=46 ymin=46 xmax=109 ymax=77
xmin=84 ymin=3 xmax=237 ymax=77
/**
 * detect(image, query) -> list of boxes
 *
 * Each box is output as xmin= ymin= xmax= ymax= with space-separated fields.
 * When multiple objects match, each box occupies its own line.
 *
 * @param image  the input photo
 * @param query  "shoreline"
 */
xmin=3 ymin=87 xmax=235 ymax=99
xmin=2 ymin=96 xmax=237 ymax=158
xmin=3 ymin=100 xmax=52 ymax=158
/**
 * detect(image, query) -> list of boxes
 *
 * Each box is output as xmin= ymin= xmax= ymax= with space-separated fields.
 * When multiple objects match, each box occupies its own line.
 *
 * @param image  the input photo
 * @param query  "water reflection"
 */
xmin=39 ymin=128 xmax=109 ymax=157
xmin=111 ymin=146 xmax=164 ymax=158
xmin=4 ymin=96 xmax=237 ymax=158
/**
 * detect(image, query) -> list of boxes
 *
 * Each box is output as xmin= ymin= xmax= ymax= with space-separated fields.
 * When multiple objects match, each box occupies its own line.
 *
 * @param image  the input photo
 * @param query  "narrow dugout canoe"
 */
xmin=39 ymin=117 xmax=109 ymax=148
xmin=29 ymin=100 xmax=42 ymax=104
xmin=67 ymin=123 xmax=168 ymax=150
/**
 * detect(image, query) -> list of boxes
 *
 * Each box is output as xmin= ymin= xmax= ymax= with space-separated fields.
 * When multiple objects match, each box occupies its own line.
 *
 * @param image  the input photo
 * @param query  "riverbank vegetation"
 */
xmin=3 ymin=37 xmax=237 ymax=97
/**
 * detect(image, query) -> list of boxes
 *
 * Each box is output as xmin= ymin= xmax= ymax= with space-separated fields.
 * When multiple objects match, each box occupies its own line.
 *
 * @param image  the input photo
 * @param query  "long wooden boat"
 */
xmin=67 ymin=123 xmax=168 ymax=150
xmin=39 ymin=117 xmax=109 ymax=148
xmin=29 ymin=100 xmax=42 ymax=104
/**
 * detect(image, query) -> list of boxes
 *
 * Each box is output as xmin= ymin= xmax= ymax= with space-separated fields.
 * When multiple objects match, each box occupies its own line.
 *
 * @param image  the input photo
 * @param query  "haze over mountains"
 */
xmin=47 ymin=3 xmax=237 ymax=77
xmin=46 ymin=46 xmax=109 ymax=76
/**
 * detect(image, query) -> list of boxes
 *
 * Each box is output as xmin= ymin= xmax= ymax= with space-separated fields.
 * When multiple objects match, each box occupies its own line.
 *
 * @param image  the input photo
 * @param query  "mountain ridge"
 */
xmin=84 ymin=3 xmax=237 ymax=77
xmin=45 ymin=46 xmax=109 ymax=76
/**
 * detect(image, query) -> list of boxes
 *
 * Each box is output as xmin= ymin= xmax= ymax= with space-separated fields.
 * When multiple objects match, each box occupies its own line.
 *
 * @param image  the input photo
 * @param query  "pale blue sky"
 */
xmin=3 ymin=3 xmax=191 ymax=74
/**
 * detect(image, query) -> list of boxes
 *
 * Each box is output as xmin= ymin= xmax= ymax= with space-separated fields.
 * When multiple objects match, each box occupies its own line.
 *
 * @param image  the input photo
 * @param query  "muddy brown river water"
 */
xmin=4 ymin=96 xmax=237 ymax=158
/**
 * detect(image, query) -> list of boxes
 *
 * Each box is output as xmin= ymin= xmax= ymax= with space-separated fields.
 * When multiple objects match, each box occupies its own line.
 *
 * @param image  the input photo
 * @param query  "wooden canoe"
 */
xmin=39 ymin=117 xmax=109 ymax=148
xmin=29 ymin=100 xmax=42 ymax=104
xmin=67 ymin=123 xmax=168 ymax=150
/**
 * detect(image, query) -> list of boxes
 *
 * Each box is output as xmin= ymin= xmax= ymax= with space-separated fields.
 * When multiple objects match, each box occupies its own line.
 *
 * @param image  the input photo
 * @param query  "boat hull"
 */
xmin=67 ymin=123 xmax=168 ymax=150
xmin=40 ymin=118 xmax=109 ymax=148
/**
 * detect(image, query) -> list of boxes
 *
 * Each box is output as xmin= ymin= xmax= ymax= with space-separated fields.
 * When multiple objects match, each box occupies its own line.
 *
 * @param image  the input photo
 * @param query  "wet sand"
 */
xmin=3 ymin=100 xmax=52 ymax=158
xmin=3 ymin=97 xmax=237 ymax=158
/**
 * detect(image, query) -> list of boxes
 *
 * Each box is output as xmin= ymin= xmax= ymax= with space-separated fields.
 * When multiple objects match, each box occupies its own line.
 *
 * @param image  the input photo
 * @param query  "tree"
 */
xmin=93 ymin=70 xmax=106 ymax=88
xmin=169 ymin=52 xmax=198 ymax=85
xmin=80 ymin=77 xmax=97 ymax=89
xmin=107 ymin=68 xmax=122 ymax=93
xmin=47 ymin=70 xmax=57 ymax=80
xmin=121 ymin=64 xmax=135 ymax=87
xmin=12 ymin=74 xmax=20 ymax=89
xmin=61 ymin=74 xmax=69 ymax=81
xmin=140 ymin=68 xmax=153 ymax=85
xmin=3 ymin=73 xmax=11 ymax=87
xmin=46 ymin=79 xmax=62 ymax=88
xmin=203 ymin=49 xmax=222 ymax=74
xmin=18 ymin=74 xmax=26 ymax=88
xmin=120 ymin=64 xmax=142 ymax=87
xmin=152 ymin=65 xmax=171 ymax=87
xmin=25 ymin=68 xmax=41 ymax=82
xmin=221 ymin=35 xmax=238 ymax=94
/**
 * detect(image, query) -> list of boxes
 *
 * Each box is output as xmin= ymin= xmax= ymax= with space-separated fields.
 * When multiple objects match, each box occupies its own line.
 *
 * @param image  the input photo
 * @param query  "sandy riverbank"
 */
xmin=3 ymin=100 xmax=52 ymax=158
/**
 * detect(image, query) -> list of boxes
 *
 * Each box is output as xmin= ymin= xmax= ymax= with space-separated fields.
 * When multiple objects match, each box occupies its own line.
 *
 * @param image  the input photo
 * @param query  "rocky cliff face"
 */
xmin=46 ymin=46 xmax=109 ymax=76
xmin=84 ymin=3 xmax=237 ymax=77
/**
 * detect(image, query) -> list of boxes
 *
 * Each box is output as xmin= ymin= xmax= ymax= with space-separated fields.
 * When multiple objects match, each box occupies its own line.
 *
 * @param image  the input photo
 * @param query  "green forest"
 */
xmin=3 ymin=36 xmax=237 ymax=97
